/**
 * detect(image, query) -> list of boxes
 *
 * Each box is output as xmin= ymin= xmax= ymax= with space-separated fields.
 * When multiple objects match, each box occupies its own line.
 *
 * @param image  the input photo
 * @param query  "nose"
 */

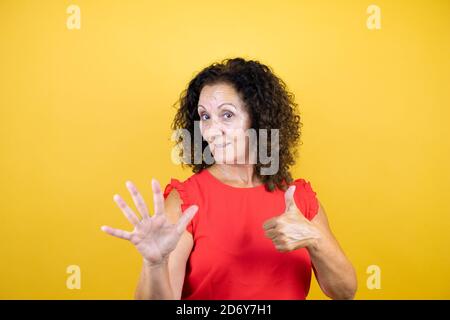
xmin=203 ymin=117 xmax=225 ymax=144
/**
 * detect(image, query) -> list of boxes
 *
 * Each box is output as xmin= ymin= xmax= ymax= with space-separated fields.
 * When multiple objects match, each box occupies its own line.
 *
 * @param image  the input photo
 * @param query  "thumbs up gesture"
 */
xmin=263 ymin=185 xmax=322 ymax=252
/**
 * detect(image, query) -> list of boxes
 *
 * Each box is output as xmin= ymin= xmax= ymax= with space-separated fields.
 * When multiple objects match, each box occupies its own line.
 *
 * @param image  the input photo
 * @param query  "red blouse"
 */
xmin=163 ymin=169 xmax=319 ymax=300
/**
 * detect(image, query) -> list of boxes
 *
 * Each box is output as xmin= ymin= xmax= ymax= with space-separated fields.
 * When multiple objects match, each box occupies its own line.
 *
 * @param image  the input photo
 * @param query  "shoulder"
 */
xmin=291 ymin=177 xmax=320 ymax=220
xmin=292 ymin=178 xmax=318 ymax=196
xmin=162 ymin=171 xmax=207 ymax=210
xmin=163 ymin=173 xmax=205 ymax=234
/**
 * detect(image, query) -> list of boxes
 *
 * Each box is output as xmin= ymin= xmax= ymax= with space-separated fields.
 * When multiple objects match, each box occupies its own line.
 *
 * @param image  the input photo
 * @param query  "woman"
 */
xmin=101 ymin=58 xmax=357 ymax=300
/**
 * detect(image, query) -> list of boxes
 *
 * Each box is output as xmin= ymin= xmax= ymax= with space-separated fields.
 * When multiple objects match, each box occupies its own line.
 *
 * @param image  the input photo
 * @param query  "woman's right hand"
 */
xmin=101 ymin=179 xmax=198 ymax=267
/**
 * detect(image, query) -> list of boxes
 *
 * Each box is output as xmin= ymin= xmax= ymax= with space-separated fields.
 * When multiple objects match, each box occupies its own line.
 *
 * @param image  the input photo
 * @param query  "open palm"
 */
xmin=101 ymin=179 xmax=198 ymax=265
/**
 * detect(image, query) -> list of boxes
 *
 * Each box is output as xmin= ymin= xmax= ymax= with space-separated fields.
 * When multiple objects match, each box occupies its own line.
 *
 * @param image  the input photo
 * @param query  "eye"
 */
xmin=223 ymin=111 xmax=234 ymax=119
xmin=200 ymin=113 xmax=210 ymax=121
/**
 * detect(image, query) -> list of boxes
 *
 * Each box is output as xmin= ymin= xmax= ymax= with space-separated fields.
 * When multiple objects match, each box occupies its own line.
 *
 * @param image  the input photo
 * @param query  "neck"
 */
xmin=212 ymin=164 xmax=259 ymax=187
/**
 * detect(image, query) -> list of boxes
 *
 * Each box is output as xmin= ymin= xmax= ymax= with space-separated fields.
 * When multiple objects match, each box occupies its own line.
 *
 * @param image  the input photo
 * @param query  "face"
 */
xmin=197 ymin=83 xmax=253 ymax=164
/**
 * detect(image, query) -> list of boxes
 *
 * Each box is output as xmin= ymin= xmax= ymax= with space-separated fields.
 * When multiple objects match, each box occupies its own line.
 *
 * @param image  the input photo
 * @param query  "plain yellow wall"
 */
xmin=0 ymin=0 xmax=449 ymax=299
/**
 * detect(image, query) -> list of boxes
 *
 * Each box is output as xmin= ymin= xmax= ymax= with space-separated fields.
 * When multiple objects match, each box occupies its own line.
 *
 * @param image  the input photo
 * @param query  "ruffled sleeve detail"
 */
xmin=163 ymin=178 xmax=194 ymax=234
xmin=292 ymin=178 xmax=319 ymax=221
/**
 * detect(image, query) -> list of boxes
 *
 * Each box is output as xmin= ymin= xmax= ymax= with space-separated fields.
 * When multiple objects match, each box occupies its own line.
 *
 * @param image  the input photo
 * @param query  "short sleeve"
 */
xmin=163 ymin=178 xmax=194 ymax=234
xmin=292 ymin=178 xmax=319 ymax=221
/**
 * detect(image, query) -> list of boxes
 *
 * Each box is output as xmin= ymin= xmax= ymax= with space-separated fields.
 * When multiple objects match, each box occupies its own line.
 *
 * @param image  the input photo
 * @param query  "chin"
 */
xmin=213 ymin=156 xmax=246 ymax=165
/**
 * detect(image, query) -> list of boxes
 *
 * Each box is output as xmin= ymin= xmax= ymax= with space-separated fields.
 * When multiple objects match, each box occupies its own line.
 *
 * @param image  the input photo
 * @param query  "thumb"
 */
xmin=284 ymin=185 xmax=297 ymax=212
xmin=176 ymin=205 xmax=198 ymax=234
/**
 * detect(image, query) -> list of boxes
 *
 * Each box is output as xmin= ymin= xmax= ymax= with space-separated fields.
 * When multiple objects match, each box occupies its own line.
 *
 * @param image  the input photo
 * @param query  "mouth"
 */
xmin=214 ymin=142 xmax=231 ymax=148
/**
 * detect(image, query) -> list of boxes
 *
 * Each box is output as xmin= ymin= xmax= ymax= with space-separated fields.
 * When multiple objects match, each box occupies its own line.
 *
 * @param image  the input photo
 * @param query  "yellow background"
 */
xmin=0 ymin=0 xmax=449 ymax=299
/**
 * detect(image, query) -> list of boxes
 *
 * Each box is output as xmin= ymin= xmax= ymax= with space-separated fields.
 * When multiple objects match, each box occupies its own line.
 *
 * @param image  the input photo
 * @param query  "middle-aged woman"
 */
xmin=101 ymin=58 xmax=357 ymax=300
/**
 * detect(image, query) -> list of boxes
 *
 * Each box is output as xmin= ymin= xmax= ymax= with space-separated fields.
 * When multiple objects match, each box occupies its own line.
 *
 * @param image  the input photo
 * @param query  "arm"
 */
xmin=135 ymin=259 xmax=173 ymax=300
xmin=308 ymin=200 xmax=357 ymax=300
xmin=263 ymin=186 xmax=357 ymax=300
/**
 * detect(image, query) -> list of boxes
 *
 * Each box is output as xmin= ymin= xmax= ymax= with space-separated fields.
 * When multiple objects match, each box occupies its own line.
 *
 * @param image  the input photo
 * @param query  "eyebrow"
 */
xmin=197 ymin=103 xmax=237 ymax=110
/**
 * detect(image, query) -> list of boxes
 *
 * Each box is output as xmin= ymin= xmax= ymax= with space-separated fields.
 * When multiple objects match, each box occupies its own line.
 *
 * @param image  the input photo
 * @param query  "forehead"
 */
xmin=198 ymin=83 xmax=242 ymax=108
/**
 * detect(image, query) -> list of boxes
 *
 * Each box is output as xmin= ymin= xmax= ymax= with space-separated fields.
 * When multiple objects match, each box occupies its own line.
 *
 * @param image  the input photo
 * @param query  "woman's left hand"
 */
xmin=263 ymin=185 xmax=322 ymax=252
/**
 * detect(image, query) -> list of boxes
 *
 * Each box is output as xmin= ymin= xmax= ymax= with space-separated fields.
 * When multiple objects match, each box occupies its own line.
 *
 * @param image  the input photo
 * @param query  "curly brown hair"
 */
xmin=171 ymin=57 xmax=303 ymax=192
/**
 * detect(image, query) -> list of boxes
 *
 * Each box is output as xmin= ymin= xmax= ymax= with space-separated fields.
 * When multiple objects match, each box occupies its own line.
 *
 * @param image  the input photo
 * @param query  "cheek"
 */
xmin=199 ymin=122 xmax=209 ymax=140
xmin=230 ymin=122 xmax=251 ymax=151
xmin=226 ymin=116 xmax=251 ymax=136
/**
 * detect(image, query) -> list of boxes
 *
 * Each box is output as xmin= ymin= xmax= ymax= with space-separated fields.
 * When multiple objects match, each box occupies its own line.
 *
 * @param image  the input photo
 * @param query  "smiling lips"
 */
xmin=214 ymin=142 xmax=231 ymax=148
